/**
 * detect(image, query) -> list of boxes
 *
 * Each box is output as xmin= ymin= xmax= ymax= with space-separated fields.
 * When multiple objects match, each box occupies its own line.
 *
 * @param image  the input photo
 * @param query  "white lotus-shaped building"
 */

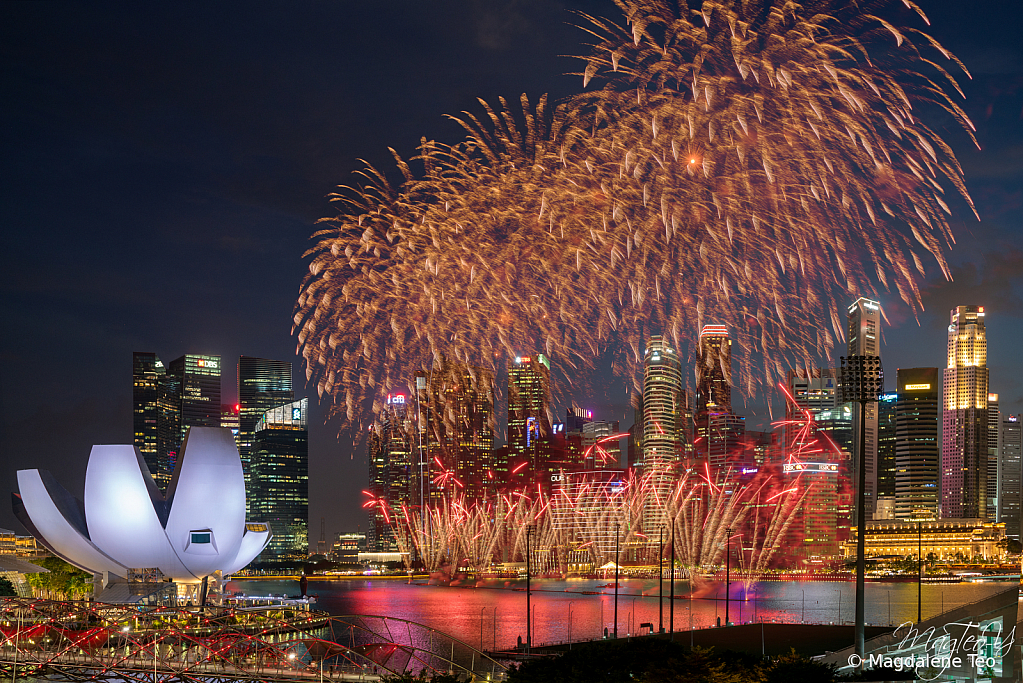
xmin=13 ymin=427 xmax=270 ymax=583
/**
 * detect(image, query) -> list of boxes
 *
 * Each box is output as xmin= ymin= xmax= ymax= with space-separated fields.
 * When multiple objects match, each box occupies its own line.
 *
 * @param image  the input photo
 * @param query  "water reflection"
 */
xmin=228 ymin=578 xmax=1009 ymax=651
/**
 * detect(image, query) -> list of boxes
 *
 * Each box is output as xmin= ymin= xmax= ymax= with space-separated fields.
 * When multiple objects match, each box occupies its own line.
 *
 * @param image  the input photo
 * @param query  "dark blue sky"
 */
xmin=2 ymin=1 xmax=1021 ymax=537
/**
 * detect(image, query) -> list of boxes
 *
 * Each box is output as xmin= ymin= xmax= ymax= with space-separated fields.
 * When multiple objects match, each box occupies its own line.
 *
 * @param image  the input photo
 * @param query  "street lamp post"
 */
xmin=669 ymin=517 xmax=675 ymax=638
xmin=840 ymin=354 xmax=883 ymax=662
xmin=918 ymin=521 xmax=923 ymax=624
xmin=568 ymin=602 xmax=574 ymax=649
xmin=614 ymin=522 xmax=621 ymax=639
xmin=725 ymin=526 xmax=734 ymax=626
xmin=659 ymin=526 xmax=664 ymax=633
xmin=480 ymin=606 xmax=486 ymax=651
xmin=526 ymin=525 xmax=534 ymax=652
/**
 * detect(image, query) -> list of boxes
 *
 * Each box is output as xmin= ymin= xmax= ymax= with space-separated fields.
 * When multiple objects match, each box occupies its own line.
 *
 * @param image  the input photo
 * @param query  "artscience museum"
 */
xmin=12 ymin=427 xmax=270 ymax=603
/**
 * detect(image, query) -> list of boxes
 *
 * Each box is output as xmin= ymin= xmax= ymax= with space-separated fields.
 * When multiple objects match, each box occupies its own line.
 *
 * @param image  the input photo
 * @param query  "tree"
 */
xmin=25 ymin=557 xmax=92 ymax=599
xmin=0 ymin=577 xmax=17 ymax=597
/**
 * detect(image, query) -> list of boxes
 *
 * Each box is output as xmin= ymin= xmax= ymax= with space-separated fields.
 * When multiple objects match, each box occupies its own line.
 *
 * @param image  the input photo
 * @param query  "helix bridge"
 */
xmin=0 ymin=597 xmax=507 ymax=681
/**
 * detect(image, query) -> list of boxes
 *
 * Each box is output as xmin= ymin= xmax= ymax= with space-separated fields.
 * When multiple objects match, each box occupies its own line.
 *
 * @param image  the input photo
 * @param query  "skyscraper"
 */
xmin=894 ymin=368 xmax=940 ymax=520
xmin=875 ymin=392 xmax=898 ymax=519
xmin=847 ymin=297 xmax=881 ymax=518
xmin=986 ymin=393 xmax=1000 ymax=521
xmin=641 ymin=335 xmax=683 ymax=473
xmin=149 ymin=353 xmax=222 ymax=491
xmin=507 ymin=354 xmax=551 ymax=483
xmin=418 ymin=359 xmax=495 ymax=500
xmin=696 ymin=325 xmax=731 ymax=415
xmin=132 ymin=352 xmax=165 ymax=483
xmin=238 ymin=357 xmax=294 ymax=499
xmin=998 ymin=414 xmax=1022 ymax=539
xmin=250 ymin=398 xmax=309 ymax=559
xmin=369 ymin=393 xmax=413 ymax=551
xmin=941 ymin=305 xmax=989 ymax=519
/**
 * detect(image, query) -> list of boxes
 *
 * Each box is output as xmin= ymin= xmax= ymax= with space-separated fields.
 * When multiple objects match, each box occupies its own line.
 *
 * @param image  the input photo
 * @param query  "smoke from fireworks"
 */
xmin=295 ymin=0 xmax=973 ymax=430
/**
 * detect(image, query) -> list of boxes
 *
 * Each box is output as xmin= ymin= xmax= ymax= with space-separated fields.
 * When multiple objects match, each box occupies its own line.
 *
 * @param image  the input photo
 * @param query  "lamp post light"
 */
xmin=918 ymin=521 xmax=923 ymax=624
xmin=614 ymin=522 xmax=620 ymax=639
xmin=526 ymin=525 xmax=534 ymax=652
xmin=725 ymin=526 xmax=734 ymax=626
xmin=568 ymin=602 xmax=575 ymax=649
xmin=659 ymin=526 xmax=664 ymax=633
xmin=669 ymin=517 xmax=675 ymax=638
xmin=480 ymin=606 xmax=486 ymax=652
xmin=840 ymin=354 xmax=883 ymax=662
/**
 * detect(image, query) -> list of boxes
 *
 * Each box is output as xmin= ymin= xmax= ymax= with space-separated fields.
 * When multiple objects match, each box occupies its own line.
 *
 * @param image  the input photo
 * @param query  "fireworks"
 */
xmin=295 ymin=0 xmax=973 ymax=431
xmin=388 ymin=465 xmax=805 ymax=587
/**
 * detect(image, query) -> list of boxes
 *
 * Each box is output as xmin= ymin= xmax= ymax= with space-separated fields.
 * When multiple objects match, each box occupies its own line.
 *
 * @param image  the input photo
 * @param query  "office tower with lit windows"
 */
xmin=986 ymin=394 xmax=1000 ymax=520
xmin=875 ymin=393 xmax=898 ymax=519
xmin=998 ymin=415 xmax=1022 ymax=539
xmin=368 ymin=393 xmax=413 ymax=551
xmin=416 ymin=359 xmax=495 ymax=500
xmin=250 ymin=398 xmax=309 ymax=559
xmin=507 ymin=354 xmax=552 ymax=484
xmin=151 ymin=353 xmax=222 ymax=492
xmin=132 ymin=352 xmax=165 ymax=483
xmin=582 ymin=418 xmax=622 ymax=469
xmin=642 ymin=336 xmax=683 ymax=473
xmin=847 ymin=297 xmax=881 ymax=518
xmin=941 ymin=305 xmax=989 ymax=519
xmin=894 ymin=368 xmax=940 ymax=520
xmin=221 ymin=403 xmax=240 ymax=446
xmin=238 ymin=357 xmax=294 ymax=497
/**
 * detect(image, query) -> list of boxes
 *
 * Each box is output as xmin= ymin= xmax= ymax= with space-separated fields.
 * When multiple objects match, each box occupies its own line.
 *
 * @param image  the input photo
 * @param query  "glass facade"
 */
xmin=251 ymin=398 xmax=309 ymax=559
xmin=238 ymin=356 xmax=293 ymax=501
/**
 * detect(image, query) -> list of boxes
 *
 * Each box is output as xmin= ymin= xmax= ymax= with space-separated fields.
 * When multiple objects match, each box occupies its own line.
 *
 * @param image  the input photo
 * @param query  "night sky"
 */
xmin=2 ymin=1 xmax=1021 ymax=540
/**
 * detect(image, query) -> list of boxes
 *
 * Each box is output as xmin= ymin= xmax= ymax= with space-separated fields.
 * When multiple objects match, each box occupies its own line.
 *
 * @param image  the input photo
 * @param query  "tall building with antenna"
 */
xmin=941 ymin=305 xmax=989 ymax=519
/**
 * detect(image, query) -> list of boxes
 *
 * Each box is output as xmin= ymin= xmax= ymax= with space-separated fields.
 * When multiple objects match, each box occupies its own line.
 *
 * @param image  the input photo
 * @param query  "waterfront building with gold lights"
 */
xmin=842 ymin=519 xmax=1006 ymax=562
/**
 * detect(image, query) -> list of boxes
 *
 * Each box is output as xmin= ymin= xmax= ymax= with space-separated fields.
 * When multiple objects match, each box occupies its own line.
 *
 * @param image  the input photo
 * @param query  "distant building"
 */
xmin=582 ymin=419 xmax=622 ymax=469
xmin=251 ymin=398 xmax=309 ymax=559
xmin=998 ymin=414 xmax=1022 ymax=539
xmin=894 ymin=368 xmax=940 ymax=521
xmin=238 ymin=357 xmax=294 ymax=499
xmin=642 ymin=336 xmax=683 ymax=473
xmin=368 ymin=393 xmax=413 ymax=552
xmin=149 ymin=353 xmax=222 ymax=491
xmin=221 ymin=403 xmax=240 ymax=446
xmin=414 ymin=361 xmax=496 ymax=502
xmin=847 ymin=297 xmax=881 ymax=518
xmin=843 ymin=519 xmax=1005 ymax=562
xmin=941 ymin=306 xmax=989 ymax=519
xmin=875 ymin=392 xmax=898 ymax=519
xmin=507 ymin=354 xmax=551 ymax=486
xmin=987 ymin=393 xmax=1000 ymax=521
xmin=132 ymin=352 xmax=166 ymax=486
xmin=331 ymin=533 xmax=366 ymax=563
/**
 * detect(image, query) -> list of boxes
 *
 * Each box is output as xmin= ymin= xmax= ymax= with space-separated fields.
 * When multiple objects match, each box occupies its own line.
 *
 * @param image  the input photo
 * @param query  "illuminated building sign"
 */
xmin=526 ymin=417 xmax=539 ymax=447
xmin=292 ymin=407 xmax=302 ymax=420
xmin=387 ymin=394 xmax=406 ymax=405
xmin=740 ymin=467 xmax=759 ymax=475
xmin=881 ymin=393 xmax=897 ymax=402
xmin=196 ymin=359 xmax=218 ymax=369
xmin=783 ymin=462 xmax=839 ymax=474
xmin=904 ymin=384 xmax=931 ymax=391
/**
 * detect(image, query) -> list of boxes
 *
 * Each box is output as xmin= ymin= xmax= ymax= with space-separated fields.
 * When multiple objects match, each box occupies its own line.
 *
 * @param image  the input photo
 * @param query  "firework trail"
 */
xmin=295 ymin=0 xmax=973 ymax=432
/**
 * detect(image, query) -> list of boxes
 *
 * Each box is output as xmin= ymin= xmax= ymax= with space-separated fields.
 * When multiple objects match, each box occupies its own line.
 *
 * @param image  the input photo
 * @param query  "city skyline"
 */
xmin=2 ymin=1 xmax=1023 ymax=538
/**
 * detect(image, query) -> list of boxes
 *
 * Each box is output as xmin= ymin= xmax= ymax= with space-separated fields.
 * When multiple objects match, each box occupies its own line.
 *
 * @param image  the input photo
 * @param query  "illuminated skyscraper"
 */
xmin=986 ymin=393 xmax=1000 ymax=521
xmin=642 ymin=336 xmax=683 ymax=472
xmin=132 ymin=352 xmax=165 ymax=483
xmin=369 ymin=393 xmax=413 ymax=551
xmin=941 ymin=305 xmax=989 ymax=519
xmin=694 ymin=325 xmax=745 ymax=476
xmin=153 ymin=353 xmax=222 ymax=492
xmin=251 ymin=398 xmax=309 ymax=559
xmin=582 ymin=418 xmax=622 ymax=470
xmin=507 ymin=354 xmax=551 ymax=483
xmin=998 ymin=414 xmax=1022 ymax=539
xmin=238 ymin=357 xmax=294 ymax=500
xmin=417 ymin=359 xmax=495 ymax=500
xmin=875 ymin=393 xmax=898 ymax=519
xmin=894 ymin=368 xmax=940 ymax=520
xmin=847 ymin=297 xmax=881 ymax=520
